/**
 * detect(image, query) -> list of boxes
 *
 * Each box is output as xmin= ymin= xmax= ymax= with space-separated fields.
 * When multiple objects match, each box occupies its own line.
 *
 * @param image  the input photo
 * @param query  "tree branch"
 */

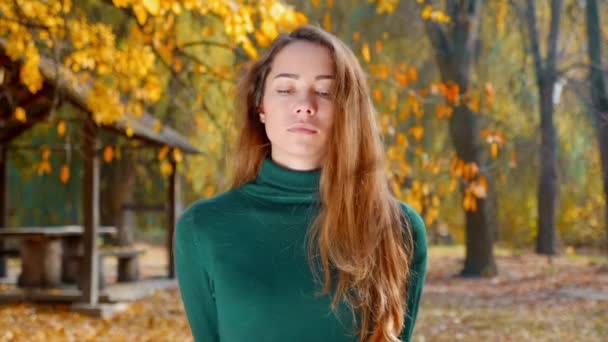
xmin=546 ymin=0 xmax=564 ymax=72
xmin=524 ymin=0 xmax=544 ymax=78
xmin=414 ymin=0 xmax=451 ymax=61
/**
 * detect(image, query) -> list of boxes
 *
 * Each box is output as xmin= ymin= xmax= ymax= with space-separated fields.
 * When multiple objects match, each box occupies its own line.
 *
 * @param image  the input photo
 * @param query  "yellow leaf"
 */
xmin=295 ymin=12 xmax=308 ymax=25
xmin=353 ymin=32 xmax=360 ymax=41
xmin=311 ymin=0 xmax=321 ymax=8
xmin=399 ymin=106 xmax=409 ymax=121
xmin=387 ymin=146 xmax=399 ymax=161
xmin=173 ymin=148 xmax=183 ymax=163
xmin=254 ymin=31 xmax=270 ymax=48
xmin=14 ymin=107 xmax=27 ymax=122
xmin=409 ymin=92 xmax=423 ymax=118
xmin=408 ymin=68 xmax=418 ymax=82
xmin=21 ymin=48 xmax=43 ymax=93
xmin=153 ymin=120 xmax=162 ymax=133
xmin=133 ymin=4 xmax=148 ymax=25
xmin=484 ymin=82 xmax=495 ymax=98
xmin=37 ymin=161 xmax=52 ymax=176
xmin=241 ymin=37 xmax=258 ymax=59
xmin=435 ymin=103 xmax=453 ymax=119
xmin=158 ymin=146 xmax=170 ymax=160
xmin=375 ymin=40 xmax=382 ymax=53
xmin=174 ymin=58 xmax=183 ymax=72
xmin=361 ymin=43 xmax=371 ymax=63
xmin=60 ymin=165 xmax=70 ymax=184
xmin=323 ymin=12 xmax=332 ymax=32
xmin=408 ymin=124 xmax=424 ymax=141
xmin=491 ymin=143 xmax=498 ymax=159
xmin=112 ymin=0 xmax=129 ymax=7
xmin=373 ymin=88 xmax=383 ymax=102
xmin=57 ymin=120 xmax=66 ymax=137
xmin=468 ymin=94 xmax=480 ymax=112
xmin=160 ymin=160 xmax=173 ymax=175
xmin=421 ymin=5 xmax=433 ymax=20
xmin=396 ymin=133 xmax=408 ymax=146
xmin=396 ymin=73 xmax=408 ymax=87
xmin=126 ymin=125 xmax=134 ymax=137
xmin=142 ymin=0 xmax=160 ymax=15
xmin=204 ymin=185 xmax=215 ymax=198
xmin=261 ymin=20 xmax=278 ymax=40
xmin=40 ymin=146 xmax=51 ymax=160
xmin=463 ymin=191 xmax=478 ymax=211
xmin=103 ymin=146 xmax=114 ymax=163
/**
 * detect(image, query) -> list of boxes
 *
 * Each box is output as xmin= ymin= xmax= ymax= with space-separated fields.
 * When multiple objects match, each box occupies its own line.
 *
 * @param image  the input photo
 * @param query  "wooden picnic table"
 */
xmin=0 ymin=225 xmax=116 ymax=288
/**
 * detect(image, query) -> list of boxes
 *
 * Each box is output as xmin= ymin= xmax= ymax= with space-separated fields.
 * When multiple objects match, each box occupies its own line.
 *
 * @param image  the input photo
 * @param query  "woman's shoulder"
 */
xmin=397 ymin=202 xmax=425 ymax=230
xmin=397 ymin=201 xmax=428 ymax=254
xmin=175 ymin=189 xmax=245 ymax=239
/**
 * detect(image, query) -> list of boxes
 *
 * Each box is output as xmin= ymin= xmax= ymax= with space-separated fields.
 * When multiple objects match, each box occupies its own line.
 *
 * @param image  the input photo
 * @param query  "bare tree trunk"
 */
xmin=0 ymin=144 xmax=8 ymax=277
xmin=585 ymin=0 xmax=608 ymax=253
xmin=523 ymin=0 xmax=563 ymax=255
xmin=420 ymin=0 xmax=497 ymax=276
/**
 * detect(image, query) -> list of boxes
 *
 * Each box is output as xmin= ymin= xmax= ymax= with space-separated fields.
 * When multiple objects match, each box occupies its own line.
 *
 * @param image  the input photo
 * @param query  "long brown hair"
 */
xmin=231 ymin=25 xmax=414 ymax=342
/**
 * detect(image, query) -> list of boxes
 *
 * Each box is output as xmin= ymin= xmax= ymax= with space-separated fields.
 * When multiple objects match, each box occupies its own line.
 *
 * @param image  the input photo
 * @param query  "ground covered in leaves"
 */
xmin=0 ymin=245 xmax=606 ymax=341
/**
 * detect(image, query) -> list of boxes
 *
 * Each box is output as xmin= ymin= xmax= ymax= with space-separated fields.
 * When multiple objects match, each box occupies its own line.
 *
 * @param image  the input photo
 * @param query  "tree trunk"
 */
xmin=0 ymin=145 xmax=7 ymax=277
xmin=585 ymin=0 xmax=608 ymax=253
xmin=536 ymin=78 xmax=559 ymax=254
xmin=450 ymin=100 xmax=497 ymax=276
xmin=421 ymin=0 xmax=497 ymax=276
xmin=524 ymin=0 xmax=563 ymax=255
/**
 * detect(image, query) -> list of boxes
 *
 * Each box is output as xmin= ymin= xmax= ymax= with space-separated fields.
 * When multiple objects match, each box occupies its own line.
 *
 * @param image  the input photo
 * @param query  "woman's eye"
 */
xmin=277 ymin=89 xmax=293 ymax=94
xmin=316 ymin=91 xmax=331 ymax=98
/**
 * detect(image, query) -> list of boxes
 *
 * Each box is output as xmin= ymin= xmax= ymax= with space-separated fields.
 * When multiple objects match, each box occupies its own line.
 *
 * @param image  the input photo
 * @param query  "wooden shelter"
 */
xmin=0 ymin=40 xmax=199 ymax=313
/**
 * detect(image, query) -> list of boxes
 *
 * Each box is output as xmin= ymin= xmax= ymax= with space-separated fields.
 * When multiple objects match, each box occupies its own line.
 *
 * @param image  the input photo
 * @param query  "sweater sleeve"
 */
xmin=174 ymin=206 xmax=220 ymax=342
xmin=399 ymin=203 xmax=428 ymax=342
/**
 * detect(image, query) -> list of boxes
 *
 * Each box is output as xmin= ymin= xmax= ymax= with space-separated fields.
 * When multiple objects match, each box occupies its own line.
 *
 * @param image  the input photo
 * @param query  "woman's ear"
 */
xmin=258 ymin=105 xmax=265 ymax=123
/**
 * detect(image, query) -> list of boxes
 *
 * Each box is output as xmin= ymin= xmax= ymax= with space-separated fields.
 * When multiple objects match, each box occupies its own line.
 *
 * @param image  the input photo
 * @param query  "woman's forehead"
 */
xmin=269 ymin=41 xmax=335 ymax=78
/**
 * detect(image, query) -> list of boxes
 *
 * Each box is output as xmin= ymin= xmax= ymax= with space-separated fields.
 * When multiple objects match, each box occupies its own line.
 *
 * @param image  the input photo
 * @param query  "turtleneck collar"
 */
xmin=256 ymin=157 xmax=321 ymax=193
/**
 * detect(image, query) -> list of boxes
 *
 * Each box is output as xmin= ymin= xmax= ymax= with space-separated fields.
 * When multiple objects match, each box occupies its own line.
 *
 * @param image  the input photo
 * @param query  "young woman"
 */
xmin=175 ymin=25 xmax=427 ymax=342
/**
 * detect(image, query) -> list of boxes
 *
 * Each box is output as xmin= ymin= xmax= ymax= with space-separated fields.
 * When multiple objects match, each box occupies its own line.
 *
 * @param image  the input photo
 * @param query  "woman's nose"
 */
xmin=293 ymin=96 xmax=317 ymax=116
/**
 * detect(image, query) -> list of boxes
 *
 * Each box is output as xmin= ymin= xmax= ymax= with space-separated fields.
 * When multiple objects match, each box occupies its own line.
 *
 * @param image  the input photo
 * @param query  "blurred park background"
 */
xmin=0 ymin=0 xmax=607 ymax=341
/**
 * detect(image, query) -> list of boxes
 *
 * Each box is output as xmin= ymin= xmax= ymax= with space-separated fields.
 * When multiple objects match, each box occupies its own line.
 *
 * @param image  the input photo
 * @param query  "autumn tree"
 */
xmin=413 ymin=0 xmax=497 ymax=276
xmin=511 ymin=0 xmax=564 ymax=255
xmin=585 ymin=0 xmax=608 ymax=252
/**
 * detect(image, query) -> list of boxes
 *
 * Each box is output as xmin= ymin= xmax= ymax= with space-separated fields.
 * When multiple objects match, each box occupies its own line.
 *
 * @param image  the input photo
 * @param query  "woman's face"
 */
xmin=261 ymin=41 xmax=335 ymax=171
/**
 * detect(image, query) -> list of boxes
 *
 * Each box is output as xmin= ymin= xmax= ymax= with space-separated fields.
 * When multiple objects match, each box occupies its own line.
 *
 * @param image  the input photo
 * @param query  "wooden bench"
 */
xmin=0 ymin=226 xmax=116 ymax=288
xmin=73 ymin=246 xmax=145 ymax=289
xmin=100 ymin=246 xmax=146 ymax=282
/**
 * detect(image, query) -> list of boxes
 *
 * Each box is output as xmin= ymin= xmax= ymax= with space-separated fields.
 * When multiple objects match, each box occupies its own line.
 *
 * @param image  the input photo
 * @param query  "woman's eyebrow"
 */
xmin=273 ymin=73 xmax=335 ymax=80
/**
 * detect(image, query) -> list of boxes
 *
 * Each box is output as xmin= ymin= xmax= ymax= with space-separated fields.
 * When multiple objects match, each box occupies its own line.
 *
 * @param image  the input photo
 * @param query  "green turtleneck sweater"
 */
xmin=174 ymin=158 xmax=427 ymax=342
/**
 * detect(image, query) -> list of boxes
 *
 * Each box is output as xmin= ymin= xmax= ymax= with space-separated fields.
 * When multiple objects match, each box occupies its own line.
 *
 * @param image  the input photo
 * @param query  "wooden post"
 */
xmin=81 ymin=119 xmax=100 ymax=304
xmin=0 ymin=144 xmax=8 ymax=277
xmin=115 ymin=156 xmax=139 ymax=282
xmin=167 ymin=159 xmax=178 ymax=279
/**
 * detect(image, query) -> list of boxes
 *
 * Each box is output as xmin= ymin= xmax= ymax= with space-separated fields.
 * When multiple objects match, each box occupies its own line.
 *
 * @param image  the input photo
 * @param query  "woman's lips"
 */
xmin=287 ymin=124 xmax=319 ymax=134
